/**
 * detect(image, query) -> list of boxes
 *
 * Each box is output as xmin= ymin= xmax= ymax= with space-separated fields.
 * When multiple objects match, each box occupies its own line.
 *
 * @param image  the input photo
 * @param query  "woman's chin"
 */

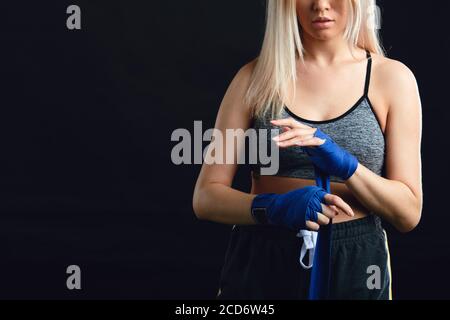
xmin=310 ymin=30 xmax=340 ymax=41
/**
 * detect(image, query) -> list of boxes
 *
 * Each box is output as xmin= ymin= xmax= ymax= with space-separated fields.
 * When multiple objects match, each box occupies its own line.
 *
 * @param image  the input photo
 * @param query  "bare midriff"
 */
xmin=250 ymin=172 xmax=369 ymax=223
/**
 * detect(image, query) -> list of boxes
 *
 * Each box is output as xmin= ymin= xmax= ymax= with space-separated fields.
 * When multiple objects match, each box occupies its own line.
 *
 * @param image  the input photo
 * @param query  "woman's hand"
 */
xmin=306 ymin=192 xmax=354 ymax=231
xmin=270 ymin=117 xmax=324 ymax=147
xmin=270 ymin=118 xmax=359 ymax=180
xmin=251 ymin=186 xmax=354 ymax=232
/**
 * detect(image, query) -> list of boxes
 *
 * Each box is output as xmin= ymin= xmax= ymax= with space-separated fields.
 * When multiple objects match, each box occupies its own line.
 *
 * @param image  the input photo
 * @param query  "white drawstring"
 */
xmin=296 ymin=229 xmax=318 ymax=269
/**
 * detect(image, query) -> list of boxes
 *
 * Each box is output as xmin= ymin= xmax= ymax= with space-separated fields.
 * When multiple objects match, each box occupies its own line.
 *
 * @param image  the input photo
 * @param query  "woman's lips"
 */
xmin=312 ymin=20 xmax=335 ymax=29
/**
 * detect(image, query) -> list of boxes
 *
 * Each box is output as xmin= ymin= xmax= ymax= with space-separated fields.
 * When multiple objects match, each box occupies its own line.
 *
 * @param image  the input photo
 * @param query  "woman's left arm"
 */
xmin=345 ymin=60 xmax=423 ymax=233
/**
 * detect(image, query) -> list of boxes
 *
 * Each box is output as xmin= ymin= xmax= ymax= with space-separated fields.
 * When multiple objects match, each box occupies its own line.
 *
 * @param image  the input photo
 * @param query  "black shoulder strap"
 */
xmin=364 ymin=50 xmax=372 ymax=96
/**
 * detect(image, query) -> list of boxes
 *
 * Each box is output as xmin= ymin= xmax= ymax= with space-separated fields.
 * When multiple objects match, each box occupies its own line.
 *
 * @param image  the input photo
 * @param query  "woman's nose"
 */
xmin=312 ymin=0 xmax=331 ymax=12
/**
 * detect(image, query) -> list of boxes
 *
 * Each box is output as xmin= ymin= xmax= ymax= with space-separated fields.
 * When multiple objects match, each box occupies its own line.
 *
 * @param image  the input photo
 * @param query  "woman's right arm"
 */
xmin=192 ymin=60 xmax=258 ymax=225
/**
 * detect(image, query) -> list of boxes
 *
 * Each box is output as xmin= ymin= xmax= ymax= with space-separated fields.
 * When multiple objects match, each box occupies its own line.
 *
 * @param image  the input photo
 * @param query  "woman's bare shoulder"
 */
xmin=220 ymin=58 xmax=259 ymax=114
xmin=371 ymin=53 xmax=417 ymax=89
xmin=370 ymin=52 xmax=419 ymax=111
xmin=231 ymin=57 xmax=258 ymax=87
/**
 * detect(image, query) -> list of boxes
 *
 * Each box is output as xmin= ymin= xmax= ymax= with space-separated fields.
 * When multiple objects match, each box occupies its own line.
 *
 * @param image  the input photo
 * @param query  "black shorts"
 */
xmin=216 ymin=215 xmax=392 ymax=300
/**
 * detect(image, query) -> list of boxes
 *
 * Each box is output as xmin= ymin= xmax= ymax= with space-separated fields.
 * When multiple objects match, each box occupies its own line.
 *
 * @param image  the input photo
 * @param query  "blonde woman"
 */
xmin=193 ymin=0 xmax=422 ymax=299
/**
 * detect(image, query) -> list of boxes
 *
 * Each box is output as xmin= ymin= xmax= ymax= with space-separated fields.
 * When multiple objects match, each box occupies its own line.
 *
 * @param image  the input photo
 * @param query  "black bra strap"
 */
xmin=364 ymin=50 xmax=372 ymax=96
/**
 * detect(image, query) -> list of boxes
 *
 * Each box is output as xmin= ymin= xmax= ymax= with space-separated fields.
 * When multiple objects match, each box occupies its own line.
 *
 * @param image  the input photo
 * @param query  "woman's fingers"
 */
xmin=306 ymin=220 xmax=320 ymax=231
xmin=272 ymin=127 xmax=316 ymax=142
xmin=329 ymin=204 xmax=347 ymax=217
xmin=316 ymin=212 xmax=330 ymax=225
xmin=306 ymin=200 xmax=354 ymax=230
xmin=323 ymin=194 xmax=355 ymax=217
xmin=306 ymin=212 xmax=330 ymax=230
xmin=276 ymin=135 xmax=316 ymax=147
xmin=306 ymin=210 xmax=336 ymax=231
xmin=270 ymin=122 xmax=327 ymax=148
xmin=271 ymin=117 xmax=311 ymax=129
xmin=320 ymin=203 xmax=339 ymax=219
xmin=306 ymin=199 xmax=354 ymax=231
xmin=274 ymin=135 xmax=325 ymax=148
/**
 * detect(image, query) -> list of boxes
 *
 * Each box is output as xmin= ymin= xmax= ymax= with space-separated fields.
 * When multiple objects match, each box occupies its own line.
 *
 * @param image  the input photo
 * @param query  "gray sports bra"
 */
xmin=251 ymin=50 xmax=386 ymax=183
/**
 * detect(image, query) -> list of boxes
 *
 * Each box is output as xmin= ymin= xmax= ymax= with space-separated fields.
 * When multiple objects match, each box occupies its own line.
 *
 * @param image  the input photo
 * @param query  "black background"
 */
xmin=0 ymin=0 xmax=448 ymax=299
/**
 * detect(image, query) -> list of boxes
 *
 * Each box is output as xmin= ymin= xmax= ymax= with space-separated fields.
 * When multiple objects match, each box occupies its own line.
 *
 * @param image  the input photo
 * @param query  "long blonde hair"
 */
xmin=245 ymin=0 xmax=385 ymax=119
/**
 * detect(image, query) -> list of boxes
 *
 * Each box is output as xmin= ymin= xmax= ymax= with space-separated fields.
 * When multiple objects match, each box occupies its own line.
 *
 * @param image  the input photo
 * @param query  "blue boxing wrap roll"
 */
xmin=308 ymin=165 xmax=333 ymax=300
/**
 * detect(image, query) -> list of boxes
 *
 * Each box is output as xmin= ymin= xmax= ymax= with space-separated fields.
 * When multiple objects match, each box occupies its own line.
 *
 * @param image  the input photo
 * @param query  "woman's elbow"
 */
xmin=395 ymin=206 xmax=422 ymax=233
xmin=192 ymin=186 xmax=209 ymax=220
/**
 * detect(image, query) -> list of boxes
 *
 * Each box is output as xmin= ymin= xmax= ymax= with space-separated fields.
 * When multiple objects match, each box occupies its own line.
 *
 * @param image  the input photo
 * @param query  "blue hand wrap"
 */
xmin=250 ymin=186 xmax=327 ymax=231
xmin=303 ymin=128 xmax=358 ymax=180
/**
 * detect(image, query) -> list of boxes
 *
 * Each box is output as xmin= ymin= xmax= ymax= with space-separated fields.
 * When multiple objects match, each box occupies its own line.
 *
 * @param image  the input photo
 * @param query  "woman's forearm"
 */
xmin=193 ymin=182 xmax=257 ymax=225
xmin=346 ymin=163 xmax=422 ymax=232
